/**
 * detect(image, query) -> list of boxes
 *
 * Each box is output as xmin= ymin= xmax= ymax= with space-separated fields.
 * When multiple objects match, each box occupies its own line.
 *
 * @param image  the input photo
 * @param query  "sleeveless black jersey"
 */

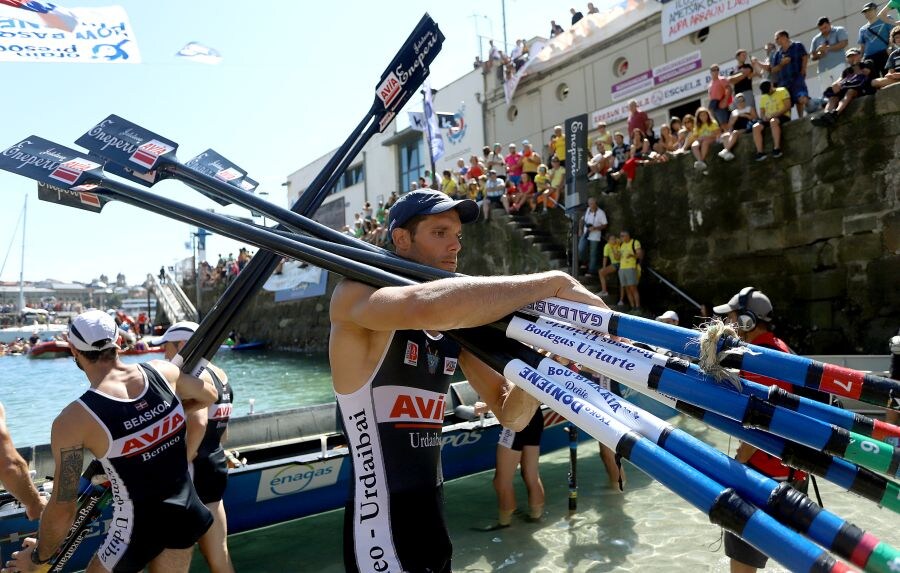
xmin=337 ymin=329 xmax=460 ymax=573
xmin=196 ymin=368 xmax=233 ymax=460
xmin=77 ymin=363 xmax=190 ymax=503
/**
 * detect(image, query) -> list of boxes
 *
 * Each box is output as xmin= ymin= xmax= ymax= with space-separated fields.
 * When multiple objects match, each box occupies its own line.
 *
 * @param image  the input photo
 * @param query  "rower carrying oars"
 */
xmin=2 ymin=18 xmax=900 ymax=573
xmin=2 ymin=134 xmax=900 ymax=572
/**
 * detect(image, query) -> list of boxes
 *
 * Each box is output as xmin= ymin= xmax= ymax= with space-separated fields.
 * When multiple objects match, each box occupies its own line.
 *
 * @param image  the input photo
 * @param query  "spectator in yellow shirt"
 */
xmin=751 ymin=80 xmax=791 ymax=161
xmin=441 ymin=169 xmax=458 ymax=198
xmin=617 ymin=230 xmax=643 ymax=310
xmin=690 ymin=107 xmax=721 ymax=173
xmin=599 ymin=234 xmax=621 ymax=301
xmin=548 ymin=125 xmax=566 ymax=165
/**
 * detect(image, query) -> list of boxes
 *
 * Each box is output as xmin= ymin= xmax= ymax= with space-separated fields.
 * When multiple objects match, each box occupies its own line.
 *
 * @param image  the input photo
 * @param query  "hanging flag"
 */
xmin=0 ymin=4 xmax=140 ymax=63
xmin=423 ymin=79 xmax=444 ymax=162
xmin=176 ymin=41 xmax=222 ymax=64
xmin=0 ymin=0 xmax=77 ymax=32
xmin=504 ymin=40 xmax=547 ymax=105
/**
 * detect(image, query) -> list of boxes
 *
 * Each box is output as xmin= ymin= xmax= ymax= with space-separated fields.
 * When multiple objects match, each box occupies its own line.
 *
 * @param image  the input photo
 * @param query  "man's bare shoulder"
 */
xmin=330 ymin=279 xmax=378 ymax=324
xmin=205 ymin=362 xmax=227 ymax=384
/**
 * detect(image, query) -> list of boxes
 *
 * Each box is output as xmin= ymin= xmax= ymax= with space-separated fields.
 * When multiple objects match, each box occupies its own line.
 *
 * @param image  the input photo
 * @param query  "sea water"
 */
xmin=0 ymin=351 xmax=334 ymax=446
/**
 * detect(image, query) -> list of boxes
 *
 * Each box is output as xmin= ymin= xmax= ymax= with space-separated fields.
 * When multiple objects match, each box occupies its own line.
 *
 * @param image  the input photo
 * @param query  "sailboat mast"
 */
xmin=18 ymin=195 xmax=26 ymax=313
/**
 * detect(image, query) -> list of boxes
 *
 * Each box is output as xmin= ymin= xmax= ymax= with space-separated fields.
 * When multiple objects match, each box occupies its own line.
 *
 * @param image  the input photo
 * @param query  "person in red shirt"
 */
xmin=707 ymin=64 xmax=733 ymax=126
xmin=713 ymin=287 xmax=813 ymax=573
xmin=626 ymin=100 xmax=649 ymax=146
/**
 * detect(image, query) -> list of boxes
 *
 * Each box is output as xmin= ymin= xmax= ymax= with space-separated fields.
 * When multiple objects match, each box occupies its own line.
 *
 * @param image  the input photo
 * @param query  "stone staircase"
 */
xmin=496 ymin=206 xmax=610 ymax=297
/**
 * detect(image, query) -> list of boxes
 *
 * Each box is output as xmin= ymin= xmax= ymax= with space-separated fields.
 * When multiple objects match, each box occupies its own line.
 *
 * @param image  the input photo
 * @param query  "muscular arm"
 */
xmin=0 ymin=404 xmax=44 ymax=520
xmin=32 ymin=413 xmax=85 ymax=563
xmin=458 ymin=350 xmax=539 ymax=431
xmin=185 ymin=407 xmax=208 ymax=463
xmin=332 ymin=271 xmax=585 ymax=333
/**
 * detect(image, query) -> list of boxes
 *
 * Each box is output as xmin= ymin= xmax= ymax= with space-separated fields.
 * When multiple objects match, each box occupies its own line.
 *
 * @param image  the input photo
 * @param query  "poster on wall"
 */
xmin=661 ymin=0 xmax=765 ymax=44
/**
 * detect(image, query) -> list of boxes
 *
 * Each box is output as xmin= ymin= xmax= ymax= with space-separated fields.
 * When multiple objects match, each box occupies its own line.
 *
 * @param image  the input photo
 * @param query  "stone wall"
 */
xmin=193 ymin=87 xmax=899 ymax=355
xmin=596 ymin=87 xmax=900 ymax=353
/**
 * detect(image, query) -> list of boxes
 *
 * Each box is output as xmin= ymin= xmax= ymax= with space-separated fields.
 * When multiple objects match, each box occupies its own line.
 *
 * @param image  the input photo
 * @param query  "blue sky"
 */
xmin=0 ymin=1 xmax=588 ymax=285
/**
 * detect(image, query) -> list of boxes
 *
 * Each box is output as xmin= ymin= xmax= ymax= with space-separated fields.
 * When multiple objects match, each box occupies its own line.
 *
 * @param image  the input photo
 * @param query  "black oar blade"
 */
xmin=37 ymin=182 xmax=110 ymax=213
xmin=373 ymin=13 xmax=444 ymax=132
xmin=0 ymin=136 xmax=104 ymax=188
xmin=98 ymin=155 xmax=166 ymax=187
xmin=182 ymin=148 xmax=249 ymax=205
xmin=238 ymin=176 xmax=259 ymax=193
xmin=76 ymin=114 xmax=178 ymax=173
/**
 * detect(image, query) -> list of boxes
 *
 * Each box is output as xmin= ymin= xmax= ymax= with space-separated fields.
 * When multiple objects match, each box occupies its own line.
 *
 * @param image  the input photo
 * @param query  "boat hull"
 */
xmin=27 ymin=341 xmax=71 ymax=359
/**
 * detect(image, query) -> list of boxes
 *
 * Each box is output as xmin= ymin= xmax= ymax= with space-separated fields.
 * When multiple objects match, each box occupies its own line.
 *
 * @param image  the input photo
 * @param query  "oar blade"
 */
xmin=373 ymin=13 xmax=444 ymax=132
xmin=76 ymin=114 xmax=178 ymax=173
xmin=37 ymin=182 xmax=110 ymax=213
xmin=182 ymin=148 xmax=249 ymax=205
xmin=0 ymin=136 xmax=104 ymax=188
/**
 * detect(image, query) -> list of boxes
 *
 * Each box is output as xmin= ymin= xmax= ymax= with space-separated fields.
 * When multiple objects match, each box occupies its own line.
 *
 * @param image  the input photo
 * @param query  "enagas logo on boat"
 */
xmin=256 ymin=458 xmax=343 ymax=501
xmin=129 ymin=140 xmax=173 ymax=170
xmin=377 ymin=72 xmax=402 ymax=108
xmin=373 ymin=385 xmax=446 ymax=426
xmin=214 ymin=167 xmax=242 ymax=182
xmin=49 ymin=158 xmax=101 ymax=185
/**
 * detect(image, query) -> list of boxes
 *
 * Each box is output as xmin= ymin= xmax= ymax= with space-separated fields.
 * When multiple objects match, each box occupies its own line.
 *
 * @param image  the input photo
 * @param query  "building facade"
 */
xmin=285 ymin=0 xmax=873 ymax=225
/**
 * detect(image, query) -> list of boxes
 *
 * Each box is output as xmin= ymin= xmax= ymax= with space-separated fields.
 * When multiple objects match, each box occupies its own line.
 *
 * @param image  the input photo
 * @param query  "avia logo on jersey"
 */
xmin=376 ymin=72 xmax=402 ymax=108
xmin=210 ymin=403 xmax=233 ymax=421
xmin=113 ymin=410 xmax=185 ymax=457
xmin=404 ymin=341 xmax=418 ymax=366
xmin=129 ymin=140 xmax=174 ymax=170
xmin=443 ymin=357 xmax=458 ymax=375
xmin=373 ymin=385 xmax=446 ymax=426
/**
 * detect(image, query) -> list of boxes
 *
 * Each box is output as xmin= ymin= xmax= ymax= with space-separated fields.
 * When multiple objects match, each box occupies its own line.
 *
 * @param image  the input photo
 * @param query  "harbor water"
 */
xmin=2 ymin=352 xmax=898 ymax=571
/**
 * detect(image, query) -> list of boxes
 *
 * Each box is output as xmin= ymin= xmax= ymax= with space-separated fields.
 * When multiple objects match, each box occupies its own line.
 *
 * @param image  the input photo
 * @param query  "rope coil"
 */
xmin=697 ymin=319 xmax=750 ymax=392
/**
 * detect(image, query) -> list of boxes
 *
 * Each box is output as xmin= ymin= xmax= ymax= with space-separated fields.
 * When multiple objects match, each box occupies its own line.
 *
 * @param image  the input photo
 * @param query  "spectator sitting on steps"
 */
xmin=718 ymin=93 xmax=759 ymax=161
xmin=751 ymin=80 xmax=791 ymax=161
xmin=812 ymin=47 xmax=876 ymax=126
xmin=872 ymin=25 xmax=900 ymax=89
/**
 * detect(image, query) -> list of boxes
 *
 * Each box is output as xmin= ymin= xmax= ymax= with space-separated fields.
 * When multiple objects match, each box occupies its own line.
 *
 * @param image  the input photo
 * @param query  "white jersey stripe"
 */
xmin=336 ymin=332 xmax=404 ymax=573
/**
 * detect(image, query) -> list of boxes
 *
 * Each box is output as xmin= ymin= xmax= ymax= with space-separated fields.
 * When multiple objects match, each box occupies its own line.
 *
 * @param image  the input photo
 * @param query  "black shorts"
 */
xmin=723 ymin=475 xmax=808 ymax=568
xmin=97 ymin=485 xmax=213 ymax=572
xmin=193 ymin=449 xmax=229 ymax=504
xmin=343 ymin=486 xmax=451 ymax=573
xmin=498 ymin=409 xmax=544 ymax=451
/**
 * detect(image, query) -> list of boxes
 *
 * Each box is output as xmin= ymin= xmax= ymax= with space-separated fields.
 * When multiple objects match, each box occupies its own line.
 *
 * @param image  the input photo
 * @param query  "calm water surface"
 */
xmin=0 ymin=350 xmax=333 ymax=446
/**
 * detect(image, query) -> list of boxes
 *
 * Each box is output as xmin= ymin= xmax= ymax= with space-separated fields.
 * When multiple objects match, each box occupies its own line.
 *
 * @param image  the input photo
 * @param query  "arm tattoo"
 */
xmin=56 ymin=446 xmax=84 ymax=502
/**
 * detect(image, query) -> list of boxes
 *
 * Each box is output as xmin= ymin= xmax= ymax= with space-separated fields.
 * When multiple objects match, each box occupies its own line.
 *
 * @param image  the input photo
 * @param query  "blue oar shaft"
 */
xmin=530 ymin=359 xmax=899 ymax=572
xmin=502 ymin=360 xmax=846 ymax=573
xmin=506 ymin=316 xmax=900 ymax=480
xmin=524 ymin=298 xmax=900 ymax=411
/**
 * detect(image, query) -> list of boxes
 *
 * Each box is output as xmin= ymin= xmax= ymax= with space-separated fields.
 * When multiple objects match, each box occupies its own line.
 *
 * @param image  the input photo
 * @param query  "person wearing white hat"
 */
xmin=654 ymin=310 xmax=679 ymax=325
xmin=712 ymin=288 xmax=824 ymax=573
xmin=5 ymin=310 xmax=217 ymax=573
xmin=152 ymin=321 xmax=235 ymax=573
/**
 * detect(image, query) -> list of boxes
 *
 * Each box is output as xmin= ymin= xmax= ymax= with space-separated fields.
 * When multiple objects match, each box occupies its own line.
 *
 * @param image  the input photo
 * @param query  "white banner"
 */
xmin=591 ymin=59 xmax=738 ymax=128
xmin=262 ymin=261 xmax=323 ymax=292
xmin=0 ymin=4 xmax=141 ymax=63
xmin=662 ymin=0 xmax=765 ymax=44
xmin=423 ymin=78 xmax=444 ymax=162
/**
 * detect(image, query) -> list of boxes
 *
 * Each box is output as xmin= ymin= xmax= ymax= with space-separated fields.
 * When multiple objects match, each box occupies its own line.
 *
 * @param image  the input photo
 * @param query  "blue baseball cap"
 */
xmin=387 ymin=189 xmax=479 ymax=232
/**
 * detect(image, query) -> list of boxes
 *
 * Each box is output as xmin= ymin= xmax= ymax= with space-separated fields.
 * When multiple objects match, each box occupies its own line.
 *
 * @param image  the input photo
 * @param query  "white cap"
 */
xmin=68 ymin=310 xmax=119 ymax=352
xmin=713 ymin=288 xmax=773 ymax=321
xmin=655 ymin=310 xmax=679 ymax=323
xmin=148 ymin=321 xmax=199 ymax=346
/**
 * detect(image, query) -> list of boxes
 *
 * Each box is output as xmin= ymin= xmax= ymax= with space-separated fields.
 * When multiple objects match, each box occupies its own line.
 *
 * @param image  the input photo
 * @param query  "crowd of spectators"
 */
xmin=583 ymin=4 xmax=899 ymax=180
xmin=201 ymin=248 xmax=255 ymax=287
xmin=0 ymin=299 xmax=83 ymax=314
